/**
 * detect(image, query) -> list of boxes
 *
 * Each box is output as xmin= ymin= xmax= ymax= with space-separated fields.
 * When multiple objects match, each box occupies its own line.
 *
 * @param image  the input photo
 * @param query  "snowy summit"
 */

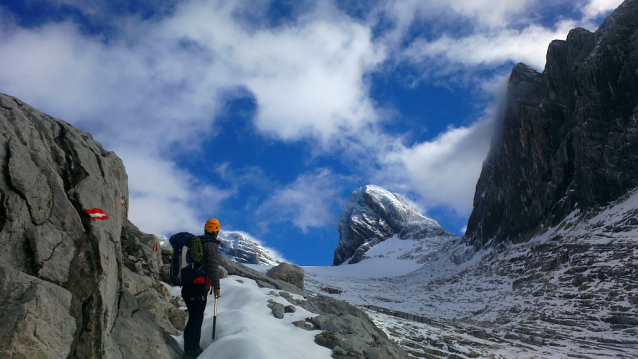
xmin=334 ymin=185 xmax=459 ymax=266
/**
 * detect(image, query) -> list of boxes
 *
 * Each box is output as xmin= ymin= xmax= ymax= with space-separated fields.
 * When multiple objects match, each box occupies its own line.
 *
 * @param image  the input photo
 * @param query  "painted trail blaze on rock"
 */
xmin=85 ymin=208 xmax=109 ymax=220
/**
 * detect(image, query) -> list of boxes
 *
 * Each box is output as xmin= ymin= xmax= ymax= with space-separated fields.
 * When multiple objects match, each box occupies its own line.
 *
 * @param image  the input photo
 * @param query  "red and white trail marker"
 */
xmin=121 ymin=196 xmax=125 ymax=207
xmin=152 ymin=244 xmax=159 ymax=252
xmin=85 ymin=208 xmax=109 ymax=220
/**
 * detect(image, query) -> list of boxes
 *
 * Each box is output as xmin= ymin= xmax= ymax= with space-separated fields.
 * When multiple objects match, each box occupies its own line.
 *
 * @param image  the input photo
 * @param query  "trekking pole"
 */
xmin=212 ymin=297 xmax=218 ymax=340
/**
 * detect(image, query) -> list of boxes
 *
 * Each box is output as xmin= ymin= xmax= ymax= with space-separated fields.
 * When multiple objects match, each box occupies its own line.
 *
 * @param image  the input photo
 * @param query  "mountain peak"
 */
xmin=218 ymin=231 xmax=283 ymax=266
xmin=333 ymin=185 xmax=458 ymax=266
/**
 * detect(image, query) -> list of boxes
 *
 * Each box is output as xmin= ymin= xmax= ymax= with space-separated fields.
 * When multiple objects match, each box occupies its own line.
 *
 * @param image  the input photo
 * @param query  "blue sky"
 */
xmin=0 ymin=0 xmax=622 ymax=265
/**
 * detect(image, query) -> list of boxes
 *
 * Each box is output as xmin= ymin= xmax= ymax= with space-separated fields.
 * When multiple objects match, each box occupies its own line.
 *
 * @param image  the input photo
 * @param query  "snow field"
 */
xmin=304 ymin=235 xmax=432 ymax=280
xmin=169 ymin=275 xmax=332 ymax=359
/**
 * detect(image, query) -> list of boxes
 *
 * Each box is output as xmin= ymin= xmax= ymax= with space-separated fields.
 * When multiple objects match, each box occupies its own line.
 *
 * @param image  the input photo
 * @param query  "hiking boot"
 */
xmin=183 ymin=347 xmax=203 ymax=359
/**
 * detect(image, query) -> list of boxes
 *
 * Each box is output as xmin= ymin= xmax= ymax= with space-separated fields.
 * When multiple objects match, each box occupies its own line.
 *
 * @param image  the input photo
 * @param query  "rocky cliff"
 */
xmin=0 ymin=93 xmax=183 ymax=358
xmin=465 ymin=0 xmax=638 ymax=248
xmin=334 ymin=185 xmax=458 ymax=265
xmin=218 ymin=231 xmax=283 ymax=266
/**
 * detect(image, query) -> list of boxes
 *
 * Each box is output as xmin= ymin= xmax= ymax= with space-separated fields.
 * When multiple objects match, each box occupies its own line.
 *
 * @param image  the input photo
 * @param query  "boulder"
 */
xmin=272 ymin=303 xmax=285 ymax=319
xmin=221 ymin=256 xmax=305 ymax=296
xmin=293 ymin=320 xmax=315 ymax=331
xmin=219 ymin=265 xmax=229 ymax=279
xmin=299 ymin=295 xmax=407 ymax=359
xmin=266 ymin=262 xmax=305 ymax=290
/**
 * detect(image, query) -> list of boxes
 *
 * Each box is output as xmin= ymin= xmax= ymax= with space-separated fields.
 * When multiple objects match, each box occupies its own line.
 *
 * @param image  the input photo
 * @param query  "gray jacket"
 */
xmin=199 ymin=234 xmax=221 ymax=289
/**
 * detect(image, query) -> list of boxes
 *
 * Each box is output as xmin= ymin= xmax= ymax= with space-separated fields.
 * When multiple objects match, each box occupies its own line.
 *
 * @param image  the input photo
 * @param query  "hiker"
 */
xmin=182 ymin=218 xmax=222 ymax=359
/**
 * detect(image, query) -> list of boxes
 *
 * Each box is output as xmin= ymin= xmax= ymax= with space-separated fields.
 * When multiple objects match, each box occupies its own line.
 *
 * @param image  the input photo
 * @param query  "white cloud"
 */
xmin=120 ymin=149 xmax=233 ymax=235
xmin=162 ymin=0 xmax=385 ymax=142
xmin=257 ymin=168 xmax=346 ymax=232
xmin=0 ymin=0 xmax=385 ymax=146
xmin=0 ymin=21 xmax=231 ymax=151
xmin=402 ymin=20 xmax=578 ymax=74
xmin=379 ymin=119 xmax=493 ymax=216
xmin=582 ymin=0 xmax=625 ymax=20
xmin=385 ymin=0 xmax=539 ymax=29
xmin=377 ymin=0 xmax=542 ymax=52
xmin=382 ymin=0 xmax=624 ymax=80
xmin=375 ymin=77 xmax=508 ymax=217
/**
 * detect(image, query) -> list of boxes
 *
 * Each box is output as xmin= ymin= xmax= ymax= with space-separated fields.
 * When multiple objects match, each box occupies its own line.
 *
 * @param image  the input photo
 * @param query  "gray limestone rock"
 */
xmin=220 ymin=256 xmax=305 ymax=296
xmin=0 ymin=267 xmax=76 ymax=359
xmin=293 ymin=320 xmax=315 ymax=331
xmin=272 ymin=302 xmax=285 ymax=319
xmin=299 ymin=295 xmax=407 ymax=359
xmin=0 ymin=93 xmax=181 ymax=358
xmin=266 ymin=262 xmax=305 ymax=290
xmin=111 ymin=290 xmax=182 ymax=359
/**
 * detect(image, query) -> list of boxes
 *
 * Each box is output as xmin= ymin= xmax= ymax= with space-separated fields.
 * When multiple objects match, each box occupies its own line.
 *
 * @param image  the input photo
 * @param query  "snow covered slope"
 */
xmin=166 ymin=276 xmax=332 ymax=359
xmin=334 ymin=185 xmax=459 ymax=266
xmin=305 ymin=188 xmax=638 ymax=358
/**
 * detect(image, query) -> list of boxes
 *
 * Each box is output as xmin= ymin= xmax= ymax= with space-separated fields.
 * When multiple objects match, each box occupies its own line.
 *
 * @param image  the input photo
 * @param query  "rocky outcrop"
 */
xmin=0 ymin=93 xmax=181 ymax=358
xmin=465 ymin=0 xmax=638 ymax=249
xmin=334 ymin=185 xmax=457 ymax=265
xmin=220 ymin=256 xmax=306 ymax=296
xmin=298 ymin=295 xmax=407 ymax=359
xmin=266 ymin=262 xmax=305 ymax=290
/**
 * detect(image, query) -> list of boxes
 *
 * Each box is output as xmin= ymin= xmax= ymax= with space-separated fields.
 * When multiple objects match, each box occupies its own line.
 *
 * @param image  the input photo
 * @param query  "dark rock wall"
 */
xmin=465 ymin=0 xmax=638 ymax=248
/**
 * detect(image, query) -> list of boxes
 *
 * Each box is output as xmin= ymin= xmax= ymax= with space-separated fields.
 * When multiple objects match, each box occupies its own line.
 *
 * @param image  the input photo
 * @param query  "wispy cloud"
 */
xmin=582 ymin=0 xmax=625 ymax=20
xmin=256 ymin=168 xmax=347 ymax=232
xmin=380 ymin=119 xmax=495 ymax=216
xmin=402 ymin=21 xmax=578 ymax=73
xmin=121 ymin=149 xmax=234 ymax=234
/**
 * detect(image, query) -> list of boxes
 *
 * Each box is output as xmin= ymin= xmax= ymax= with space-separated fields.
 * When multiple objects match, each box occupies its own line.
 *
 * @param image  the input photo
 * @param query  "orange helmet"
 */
xmin=204 ymin=218 xmax=220 ymax=232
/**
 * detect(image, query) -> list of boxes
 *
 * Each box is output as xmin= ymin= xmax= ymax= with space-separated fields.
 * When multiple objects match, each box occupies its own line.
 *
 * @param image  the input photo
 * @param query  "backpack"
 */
xmin=169 ymin=232 xmax=205 ymax=286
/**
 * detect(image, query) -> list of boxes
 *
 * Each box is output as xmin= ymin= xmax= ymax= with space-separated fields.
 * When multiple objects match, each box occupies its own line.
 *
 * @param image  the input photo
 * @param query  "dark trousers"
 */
xmin=182 ymin=283 xmax=208 ymax=355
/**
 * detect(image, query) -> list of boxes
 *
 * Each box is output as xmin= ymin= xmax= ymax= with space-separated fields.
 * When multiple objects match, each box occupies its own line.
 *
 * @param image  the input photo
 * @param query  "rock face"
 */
xmin=0 ymin=93 xmax=181 ymax=358
xmin=218 ymin=231 xmax=283 ymax=266
xmin=334 ymin=185 xmax=458 ymax=265
xmin=465 ymin=0 xmax=638 ymax=249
